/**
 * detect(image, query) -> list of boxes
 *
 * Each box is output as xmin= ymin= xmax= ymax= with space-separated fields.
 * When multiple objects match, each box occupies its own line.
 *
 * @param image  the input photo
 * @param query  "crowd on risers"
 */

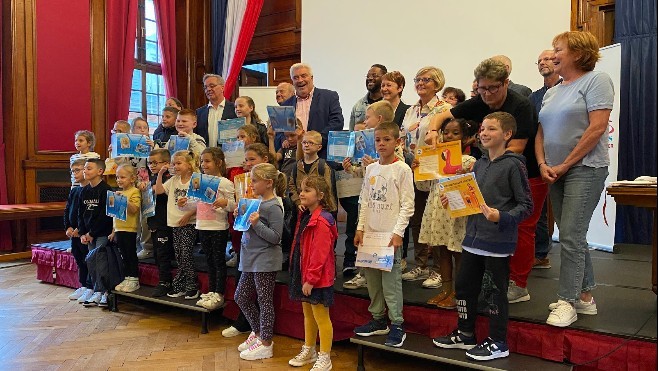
xmin=61 ymin=30 xmax=613 ymax=367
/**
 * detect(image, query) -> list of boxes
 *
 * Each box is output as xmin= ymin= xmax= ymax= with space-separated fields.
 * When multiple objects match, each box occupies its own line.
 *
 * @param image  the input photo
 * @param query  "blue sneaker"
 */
xmin=466 ymin=337 xmax=509 ymax=361
xmin=384 ymin=324 xmax=406 ymax=347
xmin=432 ymin=329 xmax=477 ymax=350
xmin=354 ymin=319 xmax=389 ymax=336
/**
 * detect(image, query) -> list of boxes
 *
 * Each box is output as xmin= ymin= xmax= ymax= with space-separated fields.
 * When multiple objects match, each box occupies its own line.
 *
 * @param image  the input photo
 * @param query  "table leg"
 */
xmin=357 ymin=343 xmax=365 ymax=371
xmin=201 ymin=312 xmax=208 ymax=334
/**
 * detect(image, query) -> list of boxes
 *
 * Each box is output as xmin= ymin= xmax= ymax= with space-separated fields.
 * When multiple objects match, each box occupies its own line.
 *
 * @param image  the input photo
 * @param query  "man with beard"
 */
xmin=194 ymin=74 xmax=238 ymax=147
xmin=528 ymin=49 xmax=562 ymax=270
xmin=278 ymin=63 xmax=344 ymax=158
xmin=349 ymin=64 xmax=387 ymax=131
xmin=275 ymin=82 xmax=295 ymax=105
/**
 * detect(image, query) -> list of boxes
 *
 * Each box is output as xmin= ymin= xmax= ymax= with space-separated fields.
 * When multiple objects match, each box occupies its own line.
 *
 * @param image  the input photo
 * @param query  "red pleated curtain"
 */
xmin=154 ymin=0 xmax=177 ymax=98
xmin=223 ymin=0 xmax=264 ymax=97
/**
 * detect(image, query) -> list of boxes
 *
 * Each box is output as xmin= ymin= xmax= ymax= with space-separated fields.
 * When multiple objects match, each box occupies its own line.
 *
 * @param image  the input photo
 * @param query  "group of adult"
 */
xmin=175 ymin=30 xmax=612 ymax=328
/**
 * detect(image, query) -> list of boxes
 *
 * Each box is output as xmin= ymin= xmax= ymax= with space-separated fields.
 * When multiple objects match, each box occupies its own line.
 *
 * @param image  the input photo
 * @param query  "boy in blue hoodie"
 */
xmin=433 ymin=112 xmax=532 ymax=361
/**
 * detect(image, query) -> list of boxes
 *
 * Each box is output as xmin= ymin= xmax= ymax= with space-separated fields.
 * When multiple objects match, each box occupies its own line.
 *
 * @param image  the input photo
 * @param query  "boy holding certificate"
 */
xmin=353 ymin=122 xmax=414 ymax=348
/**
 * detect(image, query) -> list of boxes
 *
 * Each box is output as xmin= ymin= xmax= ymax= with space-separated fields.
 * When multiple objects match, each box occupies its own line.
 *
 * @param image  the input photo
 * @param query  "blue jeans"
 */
xmin=550 ymin=165 xmax=608 ymax=302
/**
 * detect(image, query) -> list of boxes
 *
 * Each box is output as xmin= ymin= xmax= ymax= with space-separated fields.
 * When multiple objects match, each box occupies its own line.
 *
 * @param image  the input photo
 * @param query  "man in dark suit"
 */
xmin=195 ymin=74 xmax=238 ymax=147
xmin=277 ymin=63 xmax=344 ymax=158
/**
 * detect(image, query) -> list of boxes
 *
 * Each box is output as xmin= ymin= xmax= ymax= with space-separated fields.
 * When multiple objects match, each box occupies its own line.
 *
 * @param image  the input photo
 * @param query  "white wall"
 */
xmin=301 ymin=0 xmax=571 ymax=128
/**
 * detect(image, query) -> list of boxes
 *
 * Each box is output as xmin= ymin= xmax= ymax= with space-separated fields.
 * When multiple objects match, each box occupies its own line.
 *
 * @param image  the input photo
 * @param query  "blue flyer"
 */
xmin=141 ymin=182 xmax=156 ymax=218
xmin=222 ymin=140 xmax=246 ymax=168
xmin=233 ymin=198 xmax=262 ymax=232
xmin=111 ymin=133 xmax=151 ymax=158
xmin=106 ymin=190 xmax=127 ymax=222
xmin=218 ymin=117 xmax=246 ymax=145
xmin=267 ymin=106 xmax=297 ymax=132
xmin=353 ymin=128 xmax=378 ymax=161
xmin=187 ymin=172 xmax=222 ymax=204
xmin=167 ymin=136 xmax=191 ymax=155
xmin=327 ymin=131 xmax=355 ymax=162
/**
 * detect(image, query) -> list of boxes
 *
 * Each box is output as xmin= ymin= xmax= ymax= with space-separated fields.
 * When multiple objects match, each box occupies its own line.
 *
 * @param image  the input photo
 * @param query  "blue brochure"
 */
xmin=267 ymin=106 xmax=297 ymax=132
xmin=233 ymin=198 xmax=262 ymax=232
xmin=106 ymin=190 xmax=127 ymax=221
xmin=222 ymin=140 xmax=246 ymax=168
xmin=353 ymin=128 xmax=378 ymax=161
xmin=187 ymin=172 xmax=222 ymax=204
xmin=167 ymin=136 xmax=190 ymax=155
xmin=218 ymin=117 xmax=246 ymax=145
xmin=141 ymin=182 xmax=156 ymax=218
xmin=327 ymin=131 xmax=355 ymax=162
xmin=111 ymin=133 xmax=151 ymax=158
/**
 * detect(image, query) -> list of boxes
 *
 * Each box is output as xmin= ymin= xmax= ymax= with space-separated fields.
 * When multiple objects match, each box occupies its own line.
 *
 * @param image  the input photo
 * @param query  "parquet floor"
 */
xmin=0 ymin=264 xmax=442 ymax=371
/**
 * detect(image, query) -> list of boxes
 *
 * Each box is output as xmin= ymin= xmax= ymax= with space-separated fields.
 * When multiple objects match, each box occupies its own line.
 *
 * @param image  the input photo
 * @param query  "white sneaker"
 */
xmin=546 ymin=300 xmax=578 ymax=327
xmin=237 ymin=332 xmax=259 ymax=352
xmin=401 ymin=266 xmax=429 ymax=281
xmin=98 ymin=293 xmax=109 ymax=307
xmin=137 ymin=249 xmax=153 ymax=259
xmin=200 ymin=292 xmax=224 ymax=310
xmin=122 ymin=277 xmax=140 ymax=293
xmin=68 ymin=287 xmax=87 ymax=300
xmin=310 ymin=352 xmax=332 ymax=371
xmin=222 ymin=326 xmax=249 ymax=338
xmin=422 ymin=270 xmax=442 ymax=288
xmin=288 ymin=345 xmax=317 ymax=367
xmin=77 ymin=288 xmax=95 ymax=303
xmin=343 ymin=273 xmax=367 ymax=289
xmin=114 ymin=278 xmax=131 ymax=292
xmin=239 ymin=339 xmax=273 ymax=360
xmin=548 ymin=298 xmax=597 ymax=315
xmin=226 ymin=254 xmax=237 ymax=267
xmin=83 ymin=292 xmax=102 ymax=307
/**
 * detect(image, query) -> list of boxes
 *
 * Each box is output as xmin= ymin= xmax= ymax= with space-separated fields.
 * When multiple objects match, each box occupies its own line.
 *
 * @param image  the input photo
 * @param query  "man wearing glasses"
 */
xmin=426 ymin=58 xmax=545 ymax=308
xmin=348 ymin=64 xmax=387 ymax=131
xmin=194 ymin=74 xmax=238 ymax=147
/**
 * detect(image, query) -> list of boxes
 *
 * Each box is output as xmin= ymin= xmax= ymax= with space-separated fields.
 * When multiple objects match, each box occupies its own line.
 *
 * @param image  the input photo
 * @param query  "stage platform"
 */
xmin=31 ymin=233 xmax=656 ymax=370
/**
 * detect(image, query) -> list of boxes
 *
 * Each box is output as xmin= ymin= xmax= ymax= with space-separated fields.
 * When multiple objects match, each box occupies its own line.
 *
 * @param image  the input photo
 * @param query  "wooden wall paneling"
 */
xmin=268 ymin=58 xmax=299 ymax=86
xmin=571 ymin=0 xmax=615 ymax=47
xmin=245 ymin=0 xmax=300 ymax=66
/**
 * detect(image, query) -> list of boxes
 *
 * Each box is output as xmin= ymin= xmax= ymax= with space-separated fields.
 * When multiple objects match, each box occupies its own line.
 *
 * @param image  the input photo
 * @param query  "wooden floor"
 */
xmin=0 ymin=263 xmax=447 ymax=371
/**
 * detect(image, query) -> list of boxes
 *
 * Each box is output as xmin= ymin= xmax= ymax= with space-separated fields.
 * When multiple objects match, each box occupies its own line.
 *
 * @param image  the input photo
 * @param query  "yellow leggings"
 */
xmin=302 ymin=302 xmax=333 ymax=353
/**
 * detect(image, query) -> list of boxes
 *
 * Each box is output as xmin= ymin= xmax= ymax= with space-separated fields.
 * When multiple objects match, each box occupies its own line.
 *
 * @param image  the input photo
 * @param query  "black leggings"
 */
xmin=70 ymin=237 xmax=90 ymax=288
xmin=199 ymin=229 xmax=229 ymax=294
xmin=116 ymin=231 xmax=139 ymax=277
xmin=151 ymin=227 xmax=174 ymax=283
xmin=456 ymin=250 xmax=510 ymax=342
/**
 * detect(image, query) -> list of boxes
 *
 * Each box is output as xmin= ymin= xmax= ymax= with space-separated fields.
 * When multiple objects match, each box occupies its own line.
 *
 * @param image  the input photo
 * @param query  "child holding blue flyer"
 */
xmin=155 ymin=150 xmax=200 ymax=299
xmin=110 ymin=164 xmax=143 ymax=293
xmin=180 ymin=147 xmax=236 ymax=310
xmin=163 ymin=109 xmax=206 ymax=156
xmin=353 ymin=122 xmax=414 ymax=348
xmin=234 ymin=163 xmax=286 ymax=361
xmin=235 ymin=96 xmax=268 ymax=145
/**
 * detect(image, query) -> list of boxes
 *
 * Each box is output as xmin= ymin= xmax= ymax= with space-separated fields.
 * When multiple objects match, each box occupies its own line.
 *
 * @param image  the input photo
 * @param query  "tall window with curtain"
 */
xmin=129 ymin=0 xmax=166 ymax=134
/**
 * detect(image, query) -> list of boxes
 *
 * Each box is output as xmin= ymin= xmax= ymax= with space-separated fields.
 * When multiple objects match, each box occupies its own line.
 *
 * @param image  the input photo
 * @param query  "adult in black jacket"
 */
xmin=194 ymin=74 xmax=238 ymax=147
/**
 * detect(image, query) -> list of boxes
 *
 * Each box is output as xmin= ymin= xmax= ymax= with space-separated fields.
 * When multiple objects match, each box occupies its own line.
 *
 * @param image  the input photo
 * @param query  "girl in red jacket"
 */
xmin=288 ymin=175 xmax=338 ymax=371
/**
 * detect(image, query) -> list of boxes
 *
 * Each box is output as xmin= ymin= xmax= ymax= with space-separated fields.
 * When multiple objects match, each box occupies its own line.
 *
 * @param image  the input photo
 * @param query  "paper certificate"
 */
xmin=413 ymin=146 xmax=441 ymax=181
xmin=353 ymin=128 xmax=378 ymax=161
xmin=356 ymin=232 xmax=394 ymax=271
xmin=111 ymin=133 xmax=151 ymax=158
xmin=140 ymin=182 xmax=156 ymax=218
xmin=234 ymin=198 xmax=261 ymax=232
xmin=106 ymin=190 xmax=128 ymax=221
xmin=222 ymin=141 xmax=245 ymax=168
xmin=327 ymin=131 xmax=355 ymax=162
xmin=187 ymin=172 xmax=221 ymax=204
xmin=218 ymin=117 xmax=245 ymax=145
xmin=438 ymin=173 xmax=485 ymax=218
xmin=335 ymin=170 xmax=363 ymax=198
xmin=167 ymin=136 xmax=191 ymax=155
xmin=233 ymin=173 xmax=255 ymax=200
xmin=267 ymin=106 xmax=296 ymax=132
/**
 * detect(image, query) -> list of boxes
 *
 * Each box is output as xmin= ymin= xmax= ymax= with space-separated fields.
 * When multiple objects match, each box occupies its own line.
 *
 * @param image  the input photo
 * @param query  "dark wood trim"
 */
xmin=91 ymin=0 xmax=107 ymax=154
xmin=23 ymin=159 xmax=70 ymax=169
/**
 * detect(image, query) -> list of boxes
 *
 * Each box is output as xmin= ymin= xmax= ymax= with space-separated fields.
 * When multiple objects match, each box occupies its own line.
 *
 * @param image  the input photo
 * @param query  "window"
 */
xmin=129 ymin=0 xmax=166 ymax=134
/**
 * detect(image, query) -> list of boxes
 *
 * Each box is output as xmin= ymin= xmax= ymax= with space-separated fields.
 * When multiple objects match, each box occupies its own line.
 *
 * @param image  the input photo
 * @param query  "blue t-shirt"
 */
xmin=539 ymin=71 xmax=614 ymax=168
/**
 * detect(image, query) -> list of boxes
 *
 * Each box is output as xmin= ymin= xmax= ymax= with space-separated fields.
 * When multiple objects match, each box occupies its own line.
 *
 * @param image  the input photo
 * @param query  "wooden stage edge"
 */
xmin=0 ymin=251 xmax=32 ymax=262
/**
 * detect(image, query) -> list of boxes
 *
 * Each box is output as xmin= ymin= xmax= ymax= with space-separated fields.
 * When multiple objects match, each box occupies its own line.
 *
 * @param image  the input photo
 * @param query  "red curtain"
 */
xmin=223 ymin=0 xmax=264 ymax=97
xmin=0 ymin=2 xmax=11 ymax=250
xmin=106 ymin=0 xmax=138 ymax=125
xmin=154 ymin=0 xmax=177 ymax=98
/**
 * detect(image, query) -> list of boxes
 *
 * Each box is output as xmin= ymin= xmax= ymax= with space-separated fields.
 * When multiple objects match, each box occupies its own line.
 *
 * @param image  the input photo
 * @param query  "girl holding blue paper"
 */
xmin=234 ymin=163 xmax=286 ymax=361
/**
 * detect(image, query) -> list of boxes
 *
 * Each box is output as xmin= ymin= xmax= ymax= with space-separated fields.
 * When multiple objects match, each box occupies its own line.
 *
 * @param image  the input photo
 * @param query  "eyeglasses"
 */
xmin=203 ymin=84 xmax=222 ymax=90
xmin=413 ymin=77 xmax=433 ymax=84
xmin=70 ymin=169 xmax=83 ymax=174
xmin=301 ymin=141 xmax=319 ymax=146
xmin=476 ymin=83 xmax=503 ymax=95
xmin=365 ymin=74 xmax=382 ymax=79
xmin=147 ymin=161 xmax=168 ymax=166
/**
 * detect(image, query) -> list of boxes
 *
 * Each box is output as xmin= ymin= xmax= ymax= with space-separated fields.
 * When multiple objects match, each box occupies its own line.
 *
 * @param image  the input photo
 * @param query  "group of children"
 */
xmin=63 ymin=90 xmax=531 ymax=366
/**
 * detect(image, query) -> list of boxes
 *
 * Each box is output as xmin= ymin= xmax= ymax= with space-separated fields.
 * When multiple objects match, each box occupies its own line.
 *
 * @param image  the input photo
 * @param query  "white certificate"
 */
xmin=336 ymin=170 xmax=363 ymax=198
xmin=222 ymin=141 xmax=245 ymax=168
xmin=356 ymin=232 xmax=394 ymax=271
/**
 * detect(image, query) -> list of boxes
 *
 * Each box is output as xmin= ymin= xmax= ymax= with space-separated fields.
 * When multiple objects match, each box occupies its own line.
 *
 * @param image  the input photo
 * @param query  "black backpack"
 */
xmin=292 ymin=158 xmax=339 ymax=214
